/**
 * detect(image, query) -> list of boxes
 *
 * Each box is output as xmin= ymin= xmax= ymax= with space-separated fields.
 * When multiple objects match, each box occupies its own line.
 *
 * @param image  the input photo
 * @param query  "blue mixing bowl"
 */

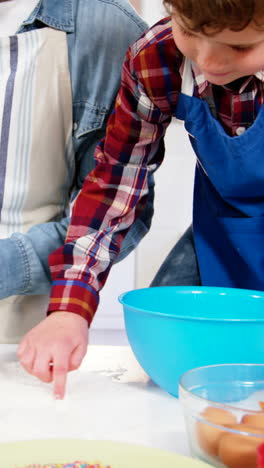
xmin=118 ymin=286 xmax=264 ymax=397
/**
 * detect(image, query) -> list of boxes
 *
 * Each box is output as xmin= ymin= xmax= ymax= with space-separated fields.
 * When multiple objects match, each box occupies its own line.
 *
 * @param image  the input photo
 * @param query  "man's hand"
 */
xmin=17 ymin=312 xmax=88 ymax=399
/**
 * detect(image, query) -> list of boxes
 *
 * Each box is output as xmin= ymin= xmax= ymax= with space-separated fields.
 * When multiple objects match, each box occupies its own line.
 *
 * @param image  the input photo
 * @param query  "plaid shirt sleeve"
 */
xmin=47 ymin=25 xmax=175 ymax=324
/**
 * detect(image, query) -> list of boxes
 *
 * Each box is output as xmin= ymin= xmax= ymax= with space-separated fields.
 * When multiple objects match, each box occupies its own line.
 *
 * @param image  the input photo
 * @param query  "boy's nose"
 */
xmin=197 ymin=42 xmax=228 ymax=71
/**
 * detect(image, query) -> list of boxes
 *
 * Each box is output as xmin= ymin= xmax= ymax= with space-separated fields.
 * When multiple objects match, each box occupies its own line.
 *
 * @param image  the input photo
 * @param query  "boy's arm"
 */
xmin=48 ymin=46 xmax=172 ymax=325
xmin=18 ymin=36 xmax=173 ymax=399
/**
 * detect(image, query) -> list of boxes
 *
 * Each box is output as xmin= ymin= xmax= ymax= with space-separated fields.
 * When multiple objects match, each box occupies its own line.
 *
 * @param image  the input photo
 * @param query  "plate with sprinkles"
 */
xmin=0 ymin=439 xmax=212 ymax=468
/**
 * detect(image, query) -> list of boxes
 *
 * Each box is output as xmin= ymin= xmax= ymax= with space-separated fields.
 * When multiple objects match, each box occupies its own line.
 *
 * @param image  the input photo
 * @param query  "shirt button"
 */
xmin=236 ymin=126 xmax=246 ymax=135
xmin=73 ymin=122 xmax=78 ymax=131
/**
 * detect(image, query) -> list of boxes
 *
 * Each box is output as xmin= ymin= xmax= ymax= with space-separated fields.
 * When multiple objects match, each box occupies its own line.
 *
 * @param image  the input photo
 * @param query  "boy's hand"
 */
xmin=17 ymin=312 xmax=88 ymax=399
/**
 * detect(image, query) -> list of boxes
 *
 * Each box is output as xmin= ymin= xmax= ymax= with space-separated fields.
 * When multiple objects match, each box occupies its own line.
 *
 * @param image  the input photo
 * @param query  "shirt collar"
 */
xmin=191 ymin=61 xmax=264 ymax=95
xmin=18 ymin=0 xmax=74 ymax=33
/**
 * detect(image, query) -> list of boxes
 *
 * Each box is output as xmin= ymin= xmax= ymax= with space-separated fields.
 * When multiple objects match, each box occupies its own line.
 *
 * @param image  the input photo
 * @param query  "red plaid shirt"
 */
xmin=48 ymin=17 xmax=264 ymax=324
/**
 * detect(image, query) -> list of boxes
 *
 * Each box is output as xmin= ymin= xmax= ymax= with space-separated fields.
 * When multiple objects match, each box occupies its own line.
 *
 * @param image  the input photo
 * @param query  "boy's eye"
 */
xmin=231 ymin=45 xmax=254 ymax=53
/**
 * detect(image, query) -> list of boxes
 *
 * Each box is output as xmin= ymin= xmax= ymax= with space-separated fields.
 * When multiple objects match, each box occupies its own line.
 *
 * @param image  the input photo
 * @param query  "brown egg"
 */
xmin=218 ymin=432 xmax=261 ymax=468
xmin=217 ymin=423 xmax=264 ymax=468
xmin=225 ymin=423 xmax=264 ymax=436
xmin=196 ymin=406 xmax=237 ymax=456
xmin=242 ymin=413 xmax=264 ymax=429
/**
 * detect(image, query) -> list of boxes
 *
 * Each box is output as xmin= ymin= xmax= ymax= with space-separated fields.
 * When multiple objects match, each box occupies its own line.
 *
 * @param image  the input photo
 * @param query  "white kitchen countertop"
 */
xmin=0 ymin=344 xmax=189 ymax=455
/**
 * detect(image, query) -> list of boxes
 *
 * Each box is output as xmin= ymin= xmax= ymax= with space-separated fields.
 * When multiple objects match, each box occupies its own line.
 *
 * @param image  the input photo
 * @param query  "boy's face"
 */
xmin=172 ymin=16 xmax=264 ymax=85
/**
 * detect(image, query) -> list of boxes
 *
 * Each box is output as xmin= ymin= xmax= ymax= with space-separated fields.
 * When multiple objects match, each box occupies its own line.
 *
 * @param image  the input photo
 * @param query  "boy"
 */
xmin=19 ymin=0 xmax=264 ymax=398
xmin=0 ymin=3 xmax=151 ymax=342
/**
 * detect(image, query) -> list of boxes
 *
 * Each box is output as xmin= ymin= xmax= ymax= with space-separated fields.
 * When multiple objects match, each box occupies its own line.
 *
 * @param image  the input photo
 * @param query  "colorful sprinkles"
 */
xmin=19 ymin=463 xmax=111 ymax=468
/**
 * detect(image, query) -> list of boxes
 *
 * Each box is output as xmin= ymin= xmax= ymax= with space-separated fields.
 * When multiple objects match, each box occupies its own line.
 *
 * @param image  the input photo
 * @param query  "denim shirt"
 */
xmin=0 ymin=0 xmax=152 ymax=298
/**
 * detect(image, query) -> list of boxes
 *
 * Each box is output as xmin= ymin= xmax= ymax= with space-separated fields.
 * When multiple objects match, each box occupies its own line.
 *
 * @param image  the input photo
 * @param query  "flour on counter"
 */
xmin=0 ymin=346 xmax=183 ymax=455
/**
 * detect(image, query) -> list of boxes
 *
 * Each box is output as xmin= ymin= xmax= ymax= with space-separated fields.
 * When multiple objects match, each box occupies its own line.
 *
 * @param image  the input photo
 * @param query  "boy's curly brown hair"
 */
xmin=163 ymin=0 xmax=264 ymax=33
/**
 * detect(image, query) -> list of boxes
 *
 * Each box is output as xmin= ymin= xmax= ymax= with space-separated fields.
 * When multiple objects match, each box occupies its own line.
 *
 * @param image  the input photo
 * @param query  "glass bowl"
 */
xmin=179 ymin=364 xmax=264 ymax=468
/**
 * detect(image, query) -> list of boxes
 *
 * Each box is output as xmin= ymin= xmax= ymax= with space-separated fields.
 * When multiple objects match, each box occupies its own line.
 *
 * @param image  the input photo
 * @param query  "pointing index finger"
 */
xmin=52 ymin=359 xmax=69 ymax=400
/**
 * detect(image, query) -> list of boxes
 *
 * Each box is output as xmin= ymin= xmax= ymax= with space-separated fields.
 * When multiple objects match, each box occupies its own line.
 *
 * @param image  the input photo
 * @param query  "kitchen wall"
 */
xmin=91 ymin=0 xmax=196 ymax=332
xmin=141 ymin=0 xmax=165 ymax=26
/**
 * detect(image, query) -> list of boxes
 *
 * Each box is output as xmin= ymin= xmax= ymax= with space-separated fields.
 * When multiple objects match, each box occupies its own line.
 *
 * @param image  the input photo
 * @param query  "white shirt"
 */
xmin=0 ymin=0 xmax=39 ymax=36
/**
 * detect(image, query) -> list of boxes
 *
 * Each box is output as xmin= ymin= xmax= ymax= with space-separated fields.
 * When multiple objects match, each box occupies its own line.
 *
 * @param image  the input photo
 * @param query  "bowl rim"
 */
xmin=179 ymin=363 xmax=264 ymax=417
xmin=119 ymin=287 xmax=264 ymax=322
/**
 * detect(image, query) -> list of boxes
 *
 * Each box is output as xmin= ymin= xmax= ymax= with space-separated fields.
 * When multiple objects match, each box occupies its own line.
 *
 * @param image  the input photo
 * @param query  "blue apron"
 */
xmin=175 ymin=59 xmax=264 ymax=290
